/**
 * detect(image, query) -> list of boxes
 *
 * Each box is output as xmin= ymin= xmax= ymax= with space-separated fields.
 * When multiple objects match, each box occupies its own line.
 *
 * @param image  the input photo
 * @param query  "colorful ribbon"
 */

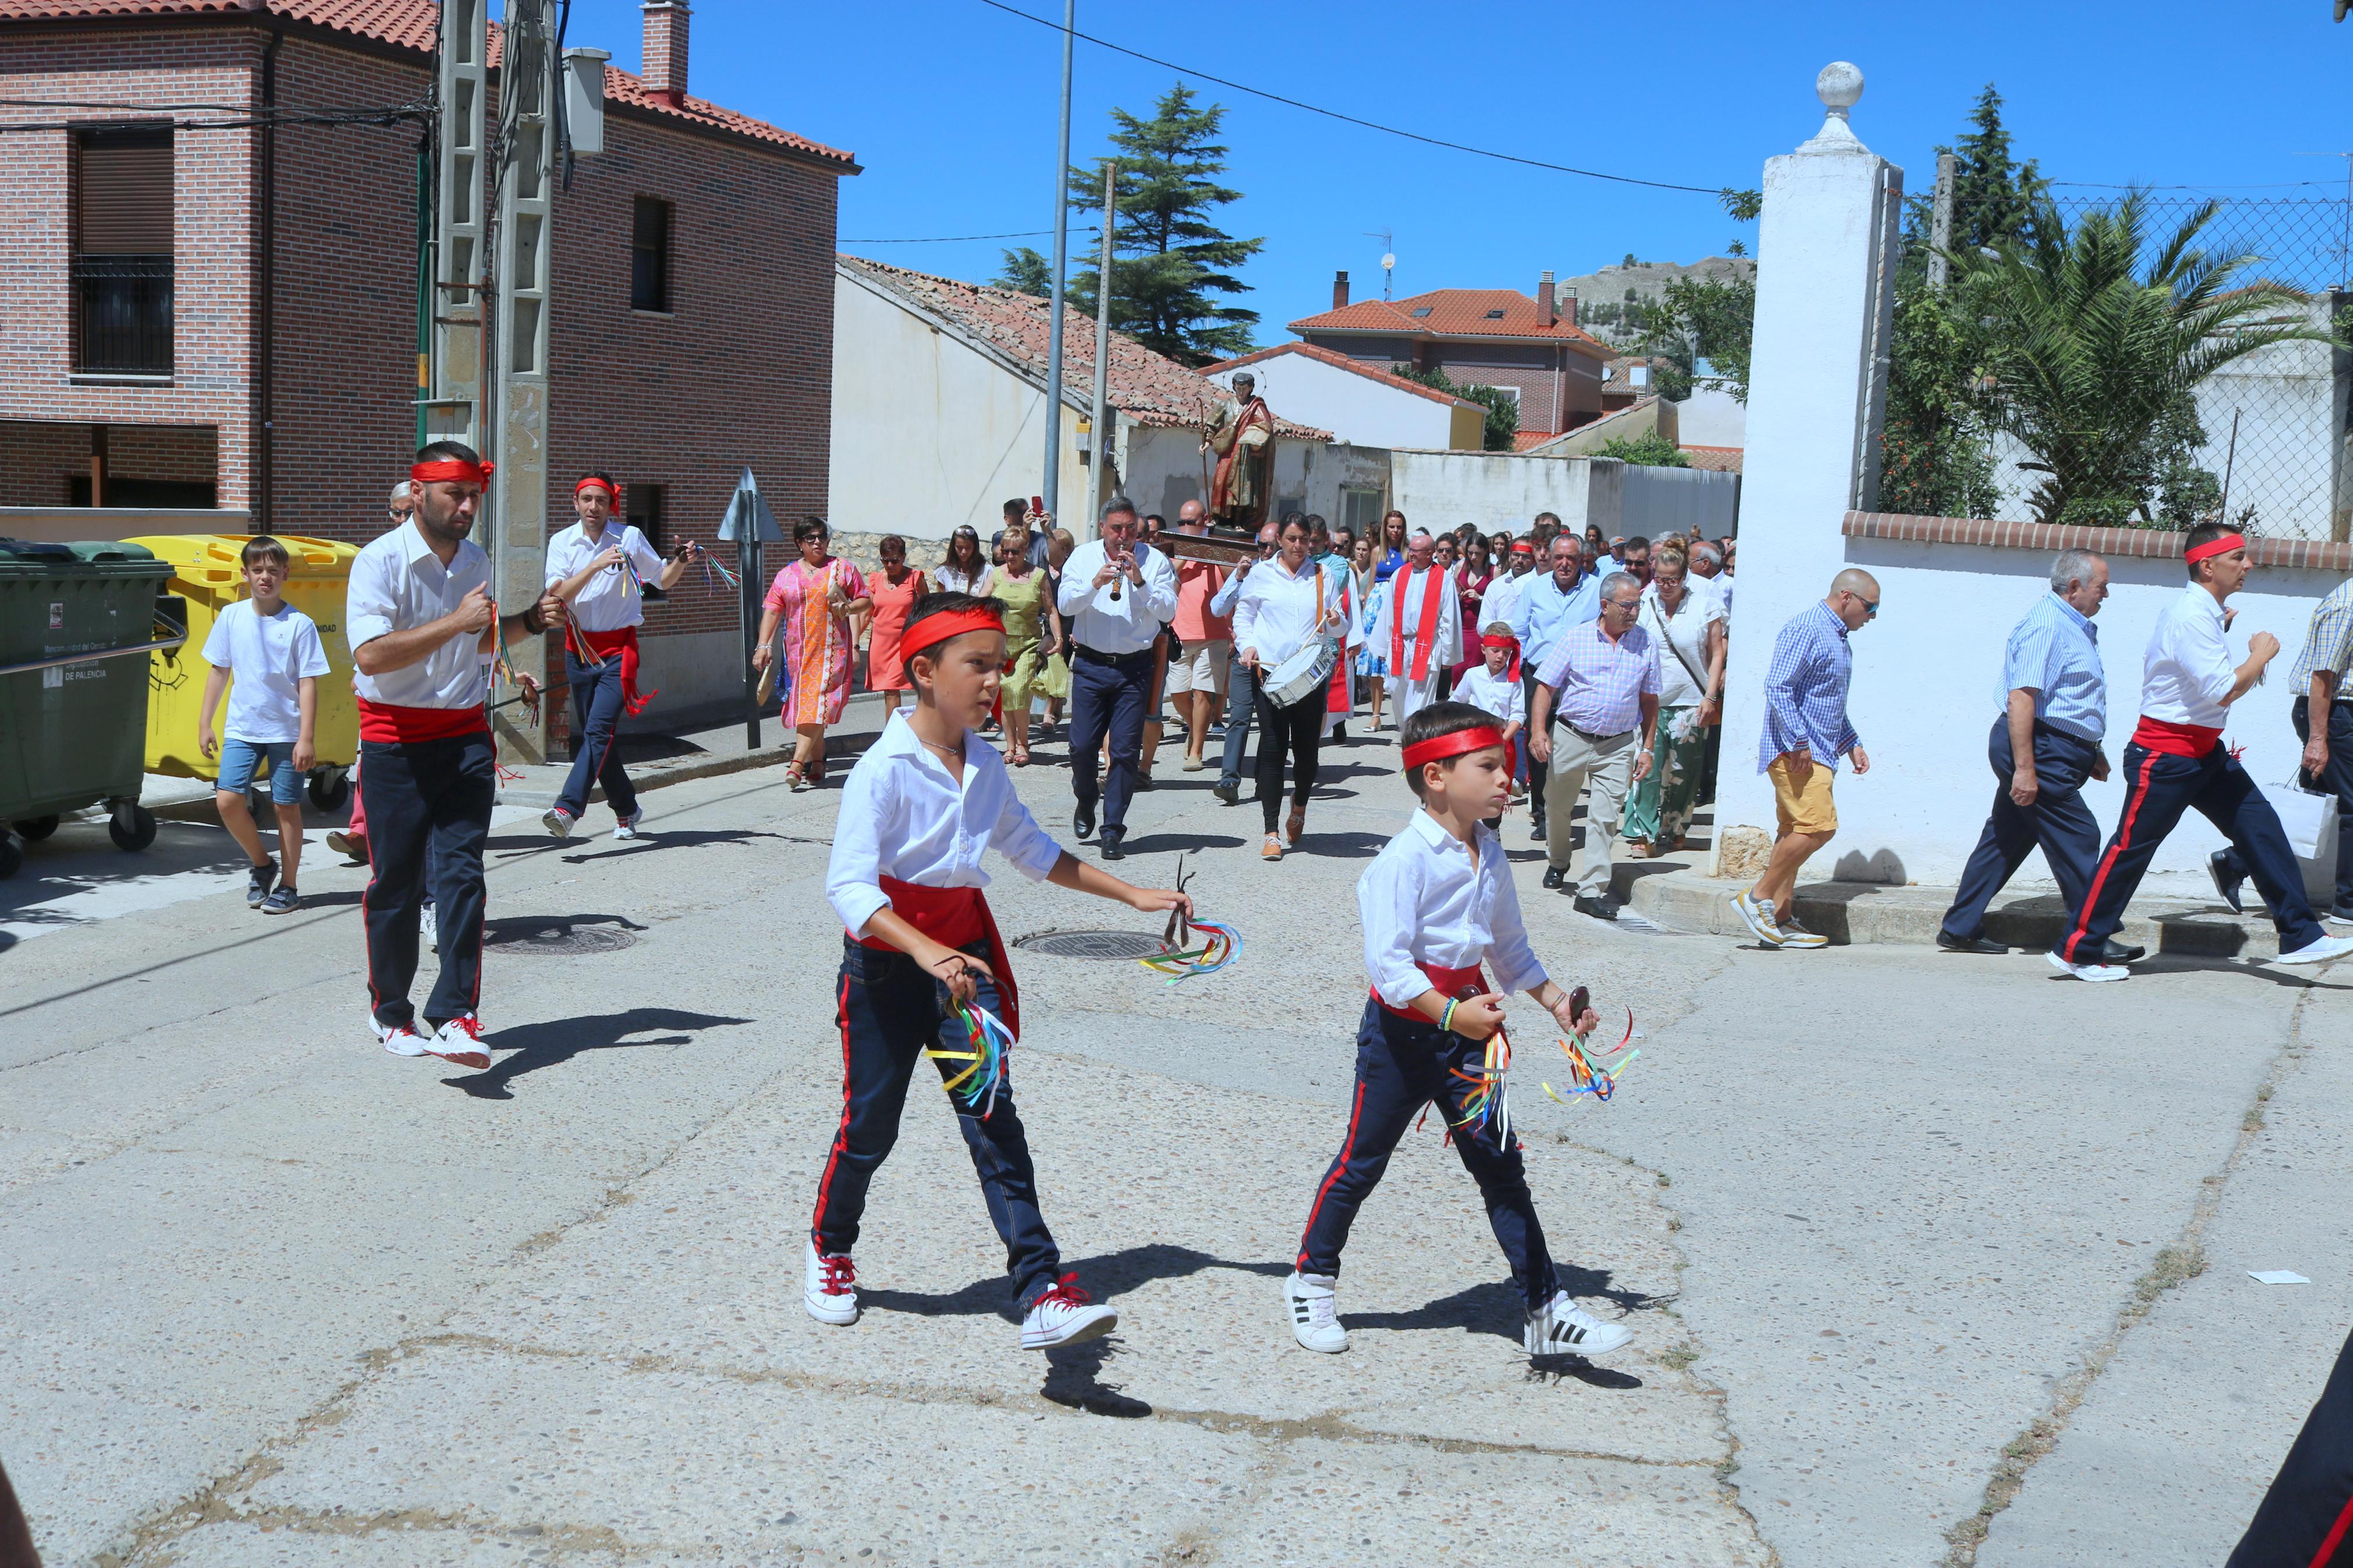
xmin=1445 ymin=1023 xmax=1512 ymax=1144
xmin=1137 ymin=919 xmax=1241 ymax=984
xmin=1541 ymin=1007 xmax=1639 ymax=1105
xmin=929 ymin=998 xmax=1015 ymax=1117
xmin=699 ymin=553 xmax=742 ymax=592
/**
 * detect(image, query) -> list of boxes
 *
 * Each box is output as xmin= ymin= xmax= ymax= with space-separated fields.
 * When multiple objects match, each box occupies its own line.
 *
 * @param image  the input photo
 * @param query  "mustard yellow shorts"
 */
xmin=1768 ymin=753 xmax=1839 ymax=836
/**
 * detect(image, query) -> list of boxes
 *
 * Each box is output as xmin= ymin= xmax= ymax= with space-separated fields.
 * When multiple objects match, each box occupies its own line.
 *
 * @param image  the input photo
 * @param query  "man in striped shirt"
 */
xmin=1731 ymin=570 xmax=1878 ymax=950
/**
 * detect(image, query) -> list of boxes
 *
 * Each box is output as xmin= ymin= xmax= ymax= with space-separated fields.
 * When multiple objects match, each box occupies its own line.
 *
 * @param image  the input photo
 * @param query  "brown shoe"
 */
xmin=1285 ymin=806 xmax=1305 ymax=847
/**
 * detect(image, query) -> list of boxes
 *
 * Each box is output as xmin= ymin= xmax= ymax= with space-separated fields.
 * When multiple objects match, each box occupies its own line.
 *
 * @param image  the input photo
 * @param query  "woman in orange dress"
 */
xmin=753 ymin=516 xmax=871 ymax=791
xmin=860 ymin=533 xmax=927 ymax=713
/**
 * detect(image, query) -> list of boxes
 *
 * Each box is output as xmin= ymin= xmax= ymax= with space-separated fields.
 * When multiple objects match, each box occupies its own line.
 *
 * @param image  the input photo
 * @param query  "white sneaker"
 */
xmin=612 ymin=812 xmax=641 ymax=841
xmin=420 ymin=902 xmax=439 ymax=954
xmin=2277 ymin=932 xmax=2353 ymax=966
xmin=371 ymin=1012 xmax=430 ymax=1057
xmin=1283 ymin=1271 xmax=1348 ymax=1353
xmin=542 ymin=807 xmax=574 ymax=840
xmin=1524 ymin=1290 xmax=1634 ymax=1358
xmin=1778 ymin=913 xmax=1830 ymax=950
xmin=1020 ymin=1274 xmax=1118 ymax=1350
xmin=1732 ymin=888 xmax=1785 ymax=948
xmin=2046 ymin=950 xmax=2129 ymax=983
xmin=425 ymin=1013 xmax=492 ymax=1069
xmin=804 ymin=1241 xmax=859 ymax=1325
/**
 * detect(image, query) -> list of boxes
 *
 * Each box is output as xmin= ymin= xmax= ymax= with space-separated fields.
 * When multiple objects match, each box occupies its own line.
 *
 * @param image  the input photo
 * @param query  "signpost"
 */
xmin=715 ymin=465 xmax=782 ymax=749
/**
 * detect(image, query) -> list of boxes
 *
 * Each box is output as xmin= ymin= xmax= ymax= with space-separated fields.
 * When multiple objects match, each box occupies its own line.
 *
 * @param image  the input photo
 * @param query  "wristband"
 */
xmin=1440 ymin=998 xmax=1458 ymax=1034
xmin=522 ymin=603 xmax=547 ymax=635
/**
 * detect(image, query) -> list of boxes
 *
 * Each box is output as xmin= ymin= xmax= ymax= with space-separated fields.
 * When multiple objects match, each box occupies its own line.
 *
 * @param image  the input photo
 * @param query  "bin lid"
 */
xmin=122 ymin=533 xmax=359 ymax=592
xmin=0 ymin=538 xmax=169 ymax=575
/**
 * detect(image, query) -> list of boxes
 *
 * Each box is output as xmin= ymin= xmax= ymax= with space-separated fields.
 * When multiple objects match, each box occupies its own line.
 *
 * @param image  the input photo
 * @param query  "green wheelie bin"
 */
xmin=0 ymin=539 xmax=184 ymax=879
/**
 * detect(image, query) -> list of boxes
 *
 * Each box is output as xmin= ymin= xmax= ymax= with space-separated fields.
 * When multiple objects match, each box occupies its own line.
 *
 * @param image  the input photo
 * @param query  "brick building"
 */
xmin=0 ymin=0 xmax=856 ymax=713
xmin=1286 ymin=268 xmax=1611 ymax=443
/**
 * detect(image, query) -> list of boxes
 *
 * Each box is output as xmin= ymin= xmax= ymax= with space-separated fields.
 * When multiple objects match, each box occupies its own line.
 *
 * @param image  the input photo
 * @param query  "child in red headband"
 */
xmin=1283 ymin=700 xmax=1633 ymax=1360
xmin=814 ymin=591 xmax=1194 ymax=1352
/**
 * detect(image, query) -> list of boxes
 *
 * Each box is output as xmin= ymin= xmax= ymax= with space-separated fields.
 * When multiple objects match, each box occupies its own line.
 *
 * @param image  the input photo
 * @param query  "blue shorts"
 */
xmin=219 ymin=738 xmax=302 ymax=803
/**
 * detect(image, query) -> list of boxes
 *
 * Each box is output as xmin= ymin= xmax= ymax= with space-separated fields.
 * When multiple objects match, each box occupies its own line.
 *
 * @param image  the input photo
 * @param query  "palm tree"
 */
xmin=1949 ymin=190 xmax=2337 ymax=528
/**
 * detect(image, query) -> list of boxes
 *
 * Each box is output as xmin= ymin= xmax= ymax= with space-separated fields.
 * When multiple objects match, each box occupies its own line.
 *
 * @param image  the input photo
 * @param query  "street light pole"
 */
xmin=1088 ymin=159 xmax=1115 ymax=520
xmin=1040 ymin=0 xmax=1074 ymax=525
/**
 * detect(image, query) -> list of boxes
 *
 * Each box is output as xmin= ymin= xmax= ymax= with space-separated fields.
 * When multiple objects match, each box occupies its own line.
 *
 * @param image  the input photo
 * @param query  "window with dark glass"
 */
xmin=73 ymin=126 xmax=175 ymax=374
xmin=631 ymin=197 xmax=672 ymax=312
xmin=627 ymin=482 xmax=666 ymax=599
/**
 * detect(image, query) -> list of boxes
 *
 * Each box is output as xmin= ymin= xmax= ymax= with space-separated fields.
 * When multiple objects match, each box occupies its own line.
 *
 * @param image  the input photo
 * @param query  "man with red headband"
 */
xmin=2050 ymin=522 xmax=2353 ymax=980
xmin=542 ymin=471 xmax=698 ymax=840
xmin=347 ymin=440 xmax=567 ymax=1065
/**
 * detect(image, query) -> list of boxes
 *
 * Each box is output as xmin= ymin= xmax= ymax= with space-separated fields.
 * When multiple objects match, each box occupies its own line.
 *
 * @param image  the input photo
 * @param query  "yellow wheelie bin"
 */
xmin=127 ymin=533 xmax=361 ymax=812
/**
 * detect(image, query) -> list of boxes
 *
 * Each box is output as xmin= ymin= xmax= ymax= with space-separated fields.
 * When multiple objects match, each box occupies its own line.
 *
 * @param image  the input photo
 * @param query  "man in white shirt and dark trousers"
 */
xmin=541 ymin=472 xmax=695 ymax=840
xmin=2052 ymin=524 xmax=2353 ymax=980
xmin=349 ymin=442 xmax=567 ymax=1065
xmin=1055 ymin=496 xmax=1179 ymax=860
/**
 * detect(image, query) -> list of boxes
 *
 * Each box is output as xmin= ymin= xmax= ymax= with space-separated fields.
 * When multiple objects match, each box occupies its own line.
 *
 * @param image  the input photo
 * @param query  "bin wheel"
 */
xmin=306 ymin=767 xmax=351 ymax=813
xmin=10 ymin=815 xmax=59 ymax=841
xmin=109 ymin=804 xmax=158 ymax=852
xmin=0 ymin=835 xmax=20 ymax=880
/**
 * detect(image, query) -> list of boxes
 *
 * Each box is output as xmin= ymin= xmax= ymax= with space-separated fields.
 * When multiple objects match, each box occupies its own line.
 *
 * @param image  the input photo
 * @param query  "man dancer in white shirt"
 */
xmin=541 ymin=472 xmax=697 ymax=840
xmin=1371 ymin=529 xmax=1461 ymax=727
xmin=1055 ymin=496 xmax=1179 ymax=861
xmin=2050 ymin=524 xmax=2353 ymax=980
xmin=349 ymin=442 xmax=567 ymax=1064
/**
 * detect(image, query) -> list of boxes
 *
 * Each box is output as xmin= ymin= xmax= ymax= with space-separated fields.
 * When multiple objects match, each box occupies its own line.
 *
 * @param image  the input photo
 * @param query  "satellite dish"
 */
xmin=1380 ymin=253 xmax=1396 ymax=270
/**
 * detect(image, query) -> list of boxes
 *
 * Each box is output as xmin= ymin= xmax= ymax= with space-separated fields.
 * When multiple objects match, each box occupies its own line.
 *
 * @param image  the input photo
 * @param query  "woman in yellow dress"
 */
xmin=991 ymin=536 xmax=1058 ymax=766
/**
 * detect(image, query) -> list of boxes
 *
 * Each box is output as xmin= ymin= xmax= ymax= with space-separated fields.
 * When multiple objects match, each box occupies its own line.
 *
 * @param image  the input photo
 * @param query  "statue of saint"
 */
xmin=1202 ymin=372 xmax=1275 ymax=528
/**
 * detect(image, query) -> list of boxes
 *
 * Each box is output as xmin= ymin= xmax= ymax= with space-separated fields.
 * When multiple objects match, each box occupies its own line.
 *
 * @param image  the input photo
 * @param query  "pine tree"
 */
xmin=995 ymin=84 xmax=1263 ymax=366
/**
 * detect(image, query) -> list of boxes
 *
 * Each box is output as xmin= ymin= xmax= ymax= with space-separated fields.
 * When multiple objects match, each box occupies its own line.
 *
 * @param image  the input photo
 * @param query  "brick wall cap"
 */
xmin=1843 ymin=511 xmax=2353 ymax=573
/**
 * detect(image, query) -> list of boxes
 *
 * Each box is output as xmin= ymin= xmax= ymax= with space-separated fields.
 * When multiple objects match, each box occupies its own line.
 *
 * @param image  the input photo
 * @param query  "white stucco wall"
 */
xmin=828 ymin=274 xmax=1087 ymax=543
xmin=1205 ymin=355 xmax=1464 ymax=450
xmin=1677 ymin=382 xmax=1748 ymax=449
xmin=1391 ymin=450 xmax=1617 ymax=536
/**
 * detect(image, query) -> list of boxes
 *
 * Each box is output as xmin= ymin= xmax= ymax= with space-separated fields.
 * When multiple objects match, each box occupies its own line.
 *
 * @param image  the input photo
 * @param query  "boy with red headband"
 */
xmin=542 ymin=471 xmax=698 ymax=840
xmin=1283 ymin=700 xmax=1634 ymax=1360
xmin=2050 ymin=523 xmax=2353 ymax=979
xmin=1450 ymin=620 xmax=1525 ymax=827
xmin=348 ymin=441 xmax=567 ymax=1066
xmin=815 ymin=591 xmax=1193 ymax=1349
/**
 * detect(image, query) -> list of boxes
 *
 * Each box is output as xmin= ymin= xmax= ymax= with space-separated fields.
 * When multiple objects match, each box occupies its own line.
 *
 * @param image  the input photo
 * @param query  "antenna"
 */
xmin=1365 ymin=228 xmax=1394 ymax=300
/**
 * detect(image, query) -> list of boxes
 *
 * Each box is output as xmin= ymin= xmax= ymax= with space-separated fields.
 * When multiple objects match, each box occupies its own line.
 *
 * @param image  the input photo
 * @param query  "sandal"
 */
xmin=1011 ymin=744 xmax=1031 ymax=767
xmin=785 ymin=762 xmax=809 ymax=792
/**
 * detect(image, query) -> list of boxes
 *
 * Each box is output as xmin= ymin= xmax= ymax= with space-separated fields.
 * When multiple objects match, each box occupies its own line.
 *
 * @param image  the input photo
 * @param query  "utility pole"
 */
xmin=1040 ymin=0 xmax=1074 ymax=527
xmin=1087 ymin=160 xmax=1116 ymax=519
xmin=1928 ymin=150 xmax=1955 ymax=291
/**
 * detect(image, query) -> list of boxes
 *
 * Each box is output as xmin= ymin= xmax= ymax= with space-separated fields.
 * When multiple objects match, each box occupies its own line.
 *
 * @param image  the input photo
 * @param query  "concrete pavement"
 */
xmin=3 ymin=719 xmax=2346 ymax=1566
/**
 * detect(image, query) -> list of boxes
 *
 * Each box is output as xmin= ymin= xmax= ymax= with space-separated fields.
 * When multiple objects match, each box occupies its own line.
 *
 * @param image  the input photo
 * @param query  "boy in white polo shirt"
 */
xmin=197 ymin=536 xmax=331 ymax=913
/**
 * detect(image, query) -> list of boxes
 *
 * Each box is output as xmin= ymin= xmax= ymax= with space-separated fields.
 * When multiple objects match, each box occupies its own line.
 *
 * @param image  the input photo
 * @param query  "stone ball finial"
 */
xmin=1816 ymin=61 xmax=1864 ymax=115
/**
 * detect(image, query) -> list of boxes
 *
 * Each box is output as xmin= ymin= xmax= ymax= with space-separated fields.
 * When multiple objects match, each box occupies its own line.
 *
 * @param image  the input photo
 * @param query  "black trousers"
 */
xmin=2230 ymin=1323 xmax=2353 ymax=1567
xmin=1939 ymin=719 xmax=2102 ymax=942
xmin=360 ymin=731 xmax=493 ymax=1029
xmin=1069 ymin=648 xmax=1151 ymax=835
xmin=2057 ymin=740 xmax=2321 ymax=962
xmin=554 ymin=649 xmax=639 ymax=822
xmin=1254 ymin=674 xmax=1325 ymax=831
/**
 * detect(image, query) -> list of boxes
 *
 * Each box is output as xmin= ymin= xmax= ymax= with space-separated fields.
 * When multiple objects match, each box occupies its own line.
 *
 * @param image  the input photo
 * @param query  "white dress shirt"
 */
xmin=826 ymin=711 xmax=1066 ymax=937
xmin=545 ymin=521 xmax=665 ymax=633
xmin=1231 ymin=555 xmax=1355 ymax=667
xmin=1055 ymin=537 xmax=1179 ymax=655
xmin=2139 ymin=585 xmax=2238 ymax=729
xmin=1369 ymin=564 xmax=1461 ymax=682
xmin=1482 ymin=568 xmax=1532 ymax=633
xmin=1360 ymin=809 xmax=1547 ymax=1010
xmin=1451 ymin=663 xmax=1525 ymax=728
xmin=1208 ymin=557 xmax=1258 ymax=618
xmin=346 ymin=520 xmax=493 ymax=709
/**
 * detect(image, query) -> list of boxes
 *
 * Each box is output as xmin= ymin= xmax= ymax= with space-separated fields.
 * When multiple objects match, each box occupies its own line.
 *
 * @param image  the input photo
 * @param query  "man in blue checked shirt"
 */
xmin=1937 ymin=551 xmax=2143 ymax=961
xmin=1731 ymin=569 xmax=1878 ymax=950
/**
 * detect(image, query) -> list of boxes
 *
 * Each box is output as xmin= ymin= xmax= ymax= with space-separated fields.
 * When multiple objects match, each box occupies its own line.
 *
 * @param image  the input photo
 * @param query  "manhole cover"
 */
xmin=1014 ymin=929 xmax=1170 ymax=960
xmin=484 ymin=922 xmax=640 ymax=955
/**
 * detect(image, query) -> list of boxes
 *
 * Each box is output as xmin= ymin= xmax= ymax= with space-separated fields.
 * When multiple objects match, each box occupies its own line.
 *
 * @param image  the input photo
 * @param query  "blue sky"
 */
xmin=565 ymin=0 xmax=2353 ymax=342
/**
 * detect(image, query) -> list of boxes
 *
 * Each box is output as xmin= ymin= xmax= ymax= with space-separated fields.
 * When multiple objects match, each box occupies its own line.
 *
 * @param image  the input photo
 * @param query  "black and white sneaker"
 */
xmin=1524 ymin=1291 xmax=1634 ymax=1357
xmin=1283 ymin=1271 xmax=1347 ymax=1353
xmin=246 ymin=857 xmax=278 ymax=908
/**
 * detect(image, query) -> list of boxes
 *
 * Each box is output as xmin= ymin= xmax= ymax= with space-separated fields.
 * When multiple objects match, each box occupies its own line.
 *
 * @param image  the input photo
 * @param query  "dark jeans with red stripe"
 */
xmin=1296 ymin=997 xmax=1560 ymax=1310
xmin=360 ymin=732 xmax=492 ymax=1030
xmin=812 ymin=938 xmax=1062 ymax=1307
xmin=2058 ymin=740 xmax=2322 ymax=962
xmin=2230 ymin=1323 xmax=2353 ymax=1567
xmin=554 ymin=649 xmax=639 ymax=824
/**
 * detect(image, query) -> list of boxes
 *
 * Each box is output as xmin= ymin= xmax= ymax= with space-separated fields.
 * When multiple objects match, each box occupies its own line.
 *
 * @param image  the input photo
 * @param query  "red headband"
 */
xmin=411 ymin=458 xmax=494 ymax=486
xmin=904 ymin=606 xmax=1006 ymax=655
xmin=574 ymin=477 xmax=617 ymax=502
xmin=1402 ymin=725 xmax=1507 ymax=771
xmin=1510 ymin=542 xmax=1535 ymax=555
xmin=2185 ymin=532 xmax=2247 ymax=565
xmin=1480 ymin=631 xmax=1518 ymax=648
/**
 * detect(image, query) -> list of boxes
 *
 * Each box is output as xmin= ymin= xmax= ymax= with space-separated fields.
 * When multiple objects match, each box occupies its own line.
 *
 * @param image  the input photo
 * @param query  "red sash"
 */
xmin=1389 ymin=567 xmax=1446 ymax=682
xmin=854 ymin=877 xmax=1019 ymax=1036
xmin=577 ymin=624 xmax=656 ymax=716
xmin=357 ymin=697 xmax=488 ymax=743
xmin=2131 ymin=716 xmax=2222 ymax=758
xmin=1375 ymin=959 xmax=1489 ymax=1021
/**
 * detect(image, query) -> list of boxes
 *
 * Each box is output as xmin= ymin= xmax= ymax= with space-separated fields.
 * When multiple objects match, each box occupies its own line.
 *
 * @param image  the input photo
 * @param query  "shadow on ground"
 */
xmin=450 ymin=1005 xmax=752 ymax=1099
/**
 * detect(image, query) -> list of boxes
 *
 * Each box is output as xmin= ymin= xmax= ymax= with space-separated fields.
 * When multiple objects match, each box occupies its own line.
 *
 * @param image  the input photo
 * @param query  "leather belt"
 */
xmin=1560 ymin=719 xmax=1635 ymax=744
xmin=1073 ymin=642 xmax=1156 ymax=667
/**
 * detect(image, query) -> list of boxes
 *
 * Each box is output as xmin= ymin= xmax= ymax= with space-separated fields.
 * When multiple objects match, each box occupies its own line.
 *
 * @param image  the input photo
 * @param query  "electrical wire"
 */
xmin=973 ymin=0 xmax=1733 ymax=197
xmin=841 ymin=229 xmax=1058 ymax=243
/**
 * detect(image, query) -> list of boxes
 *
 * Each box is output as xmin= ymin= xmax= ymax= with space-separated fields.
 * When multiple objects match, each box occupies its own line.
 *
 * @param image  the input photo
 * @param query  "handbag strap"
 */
xmin=1647 ymin=592 xmax=1710 ymax=695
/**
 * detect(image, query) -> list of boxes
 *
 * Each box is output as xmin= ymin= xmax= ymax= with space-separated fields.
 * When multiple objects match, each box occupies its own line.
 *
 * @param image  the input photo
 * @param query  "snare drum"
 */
xmin=1262 ymin=635 xmax=1340 ymax=709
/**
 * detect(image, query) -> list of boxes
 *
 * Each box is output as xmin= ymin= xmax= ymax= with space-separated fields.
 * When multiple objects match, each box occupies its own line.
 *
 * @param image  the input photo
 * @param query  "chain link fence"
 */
xmin=1988 ymin=192 xmax=2353 ymax=539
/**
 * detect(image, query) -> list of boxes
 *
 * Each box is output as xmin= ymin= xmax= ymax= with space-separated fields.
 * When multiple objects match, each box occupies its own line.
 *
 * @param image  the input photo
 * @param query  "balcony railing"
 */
xmin=73 ymin=255 xmax=173 ymax=375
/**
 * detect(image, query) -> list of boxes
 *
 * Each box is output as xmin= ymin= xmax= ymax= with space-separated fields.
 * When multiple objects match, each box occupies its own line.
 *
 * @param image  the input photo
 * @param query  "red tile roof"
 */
xmin=1289 ymin=289 xmax=1611 ymax=358
xmin=1510 ymin=429 xmax=1560 ymax=452
xmin=840 ymin=256 xmax=1330 ymax=440
xmin=1681 ymin=444 xmax=1744 ymax=473
xmin=1204 ymin=340 xmax=1479 ymax=409
xmin=0 ymin=0 xmax=856 ymax=166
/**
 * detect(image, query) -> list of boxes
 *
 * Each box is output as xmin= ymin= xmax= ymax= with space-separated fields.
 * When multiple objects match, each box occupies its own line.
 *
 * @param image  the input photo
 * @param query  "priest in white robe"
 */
xmin=1370 ymin=529 xmax=1461 ymax=727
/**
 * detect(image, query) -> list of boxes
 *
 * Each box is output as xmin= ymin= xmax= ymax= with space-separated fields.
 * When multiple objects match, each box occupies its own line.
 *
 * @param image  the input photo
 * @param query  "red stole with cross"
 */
xmin=1389 ymin=566 xmax=1445 ymax=682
